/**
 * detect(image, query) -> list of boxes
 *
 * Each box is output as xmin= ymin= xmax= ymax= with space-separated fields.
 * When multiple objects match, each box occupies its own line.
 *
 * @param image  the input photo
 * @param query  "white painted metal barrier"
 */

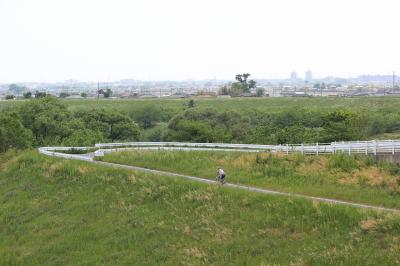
xmin=39 ymin=140 xmax=400 ymax=160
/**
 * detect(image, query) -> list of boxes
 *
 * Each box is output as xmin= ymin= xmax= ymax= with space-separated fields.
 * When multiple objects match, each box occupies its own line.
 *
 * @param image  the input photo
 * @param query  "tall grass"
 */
xmin=99 ymin=150 xmax=400 ymax=208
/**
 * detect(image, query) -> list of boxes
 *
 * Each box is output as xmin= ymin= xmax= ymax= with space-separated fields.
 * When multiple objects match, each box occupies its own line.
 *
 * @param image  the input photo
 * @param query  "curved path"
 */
xmin=38 ymin=142 xmax=400 ymax=213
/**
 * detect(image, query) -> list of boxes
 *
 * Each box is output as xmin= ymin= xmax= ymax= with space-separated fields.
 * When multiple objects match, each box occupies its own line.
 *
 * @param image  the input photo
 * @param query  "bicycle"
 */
xmin=216 ymin=174 xmax=226 ymax=184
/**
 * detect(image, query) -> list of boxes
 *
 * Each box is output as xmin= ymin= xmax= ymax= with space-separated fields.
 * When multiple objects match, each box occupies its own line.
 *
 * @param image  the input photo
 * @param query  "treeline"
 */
xmin=2 ymin=97 xmax=400 ymax=153
xmin=141 ymin=106 xmax=400 ymax=144
xmin=0 ymin=97 xmax=139 ymax=152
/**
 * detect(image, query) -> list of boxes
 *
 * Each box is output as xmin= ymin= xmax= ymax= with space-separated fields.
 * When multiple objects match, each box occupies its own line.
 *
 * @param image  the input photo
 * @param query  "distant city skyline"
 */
xmin=1 ymin=0 xmax=399 ymax=83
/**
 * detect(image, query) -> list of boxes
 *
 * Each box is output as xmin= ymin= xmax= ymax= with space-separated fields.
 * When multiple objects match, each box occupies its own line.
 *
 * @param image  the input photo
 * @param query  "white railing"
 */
xmin=39 ymin=140 xmax=400 ymax=160
xmin=94 ymin=140 xmax=400 ymax=155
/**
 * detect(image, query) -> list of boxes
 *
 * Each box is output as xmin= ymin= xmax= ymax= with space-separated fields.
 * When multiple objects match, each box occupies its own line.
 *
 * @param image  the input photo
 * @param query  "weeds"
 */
xmin=100 ymin=149 xmax=400 ymax=208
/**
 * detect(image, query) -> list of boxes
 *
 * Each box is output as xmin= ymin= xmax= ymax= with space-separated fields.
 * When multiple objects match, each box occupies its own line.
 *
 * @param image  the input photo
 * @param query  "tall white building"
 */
xmin=305 ymin=70 xmax=312 ymax=82
xmin=290 ymin=71 xmax=297 ymax=83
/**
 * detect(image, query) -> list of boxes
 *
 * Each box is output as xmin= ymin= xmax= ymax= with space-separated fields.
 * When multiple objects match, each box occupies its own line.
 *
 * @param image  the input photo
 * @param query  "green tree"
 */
xmin=23 ymin=92 xmax=32 ymax=99
xmin=167 ymin=108 xmax=251 ymax=143
xmin=35 ymin=91 xmax=47 ymax=98
xmin=103 ymin=89 xmax=112 ymax=98
xmin=5 ymin=95 xmax=15 ymax=100
xmin=256 ymin=88 xmax=265 ymax=97
xmin=0 ymin=112 xmax=33 ymax=152
xmin=321 ymin=110 xmax=361 ymax=141
xmin=63 ymin=129 xmax=104 ymax=147
xmin=80 ymin=92 xmax=88 ymax=98
xmin=232 ymin=73 xmax=256 ymax=94
xmin=74 ymin=109 xmax=140 ymax=142
xmin=188 ymin=99 xmax=195 ymax=108
xmin=132 ymin=106 xmax=162 ymax=129
xmin=59 ymin=92 xmax=70 ymax=98
xmin=18 ymin=97 xmax=72 ymax=145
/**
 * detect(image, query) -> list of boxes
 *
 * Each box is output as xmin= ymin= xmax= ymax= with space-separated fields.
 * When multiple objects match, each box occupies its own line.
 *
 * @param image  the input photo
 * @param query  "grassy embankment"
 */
xmin=99 ymin=150 xmax=400 ymax=209
xmin=1 ymin=150 xmax=400 ymax=265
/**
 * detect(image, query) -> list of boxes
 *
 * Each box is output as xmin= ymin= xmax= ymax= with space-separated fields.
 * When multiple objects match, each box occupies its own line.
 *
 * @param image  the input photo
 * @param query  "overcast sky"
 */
xmin=0 ymin=0 xmax=399 ymax=82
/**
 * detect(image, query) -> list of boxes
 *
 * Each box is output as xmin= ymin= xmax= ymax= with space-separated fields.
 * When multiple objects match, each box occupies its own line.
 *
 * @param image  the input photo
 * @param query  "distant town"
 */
xmin=0 ymin=71 xmax=399 ymax=100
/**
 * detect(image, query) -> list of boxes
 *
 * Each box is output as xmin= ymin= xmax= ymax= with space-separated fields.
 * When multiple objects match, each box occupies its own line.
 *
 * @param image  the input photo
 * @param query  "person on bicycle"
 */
xmin=217 ymin=168 xmax=226 ymax=184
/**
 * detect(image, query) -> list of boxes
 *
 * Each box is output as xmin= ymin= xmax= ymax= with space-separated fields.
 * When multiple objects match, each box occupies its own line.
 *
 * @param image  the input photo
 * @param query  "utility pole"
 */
xmin=393 ymin=71 xmax=396 ymax=92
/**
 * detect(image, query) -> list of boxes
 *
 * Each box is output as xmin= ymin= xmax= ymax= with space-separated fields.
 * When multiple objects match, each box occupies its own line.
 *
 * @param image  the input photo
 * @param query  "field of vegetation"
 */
xmin=1 ymin=150 xmax=400 ymax=265
xmin=99 ymin=149 xmax=400 ymax=209
xmin=2 ymin=96 xmax=400 ymax=154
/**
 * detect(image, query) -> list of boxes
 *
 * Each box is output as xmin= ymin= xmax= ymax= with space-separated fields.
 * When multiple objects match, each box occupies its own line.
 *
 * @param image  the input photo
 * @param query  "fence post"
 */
xmin=286 ymin=144 xmax=289 ymax=155
xmin=349 ymin=143 xmax=351 ymax=155
xmin=365 ymin=142 xmax=368 ymax=155
xmin=301 ymin=144 xmax=304 ymax=154
xmin=374 ymin=140 xmax=377 ymax=155
xmin=392 ymin=140 xmax=395 ymax=155
xmin=333 ymin=141 xmax=336 ymax=154
xmin=316 ymin=143 xmax=319 ymax=156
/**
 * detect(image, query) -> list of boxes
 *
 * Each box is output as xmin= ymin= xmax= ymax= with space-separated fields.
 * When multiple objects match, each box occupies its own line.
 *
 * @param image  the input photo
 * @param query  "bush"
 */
xmin=166 ymin=108 xmax=252 ymax=143
xmin=0 ymin=113 xmax=33 ymax=152
xmin=74 ymin=109 xmax=140 ymax=142
xmin=63 ymin=129 xmax=105 ymax=147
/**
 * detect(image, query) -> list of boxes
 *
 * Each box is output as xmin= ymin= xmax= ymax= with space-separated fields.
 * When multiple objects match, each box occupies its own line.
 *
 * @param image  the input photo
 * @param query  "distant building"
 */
xmin=305 ymin=71 xmax=313 ymax=82
xmin=290 ymin=71 xmax=297 ymax=83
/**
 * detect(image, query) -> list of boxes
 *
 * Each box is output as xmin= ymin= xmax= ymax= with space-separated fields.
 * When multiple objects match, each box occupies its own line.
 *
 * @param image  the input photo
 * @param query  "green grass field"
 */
xmin=98 ymin=149 xmax=400 ymax=209
xmin=1 ymin=150 xmax=400 ymax=265
xmin=2 ymin=96 xmax=400 ymax=114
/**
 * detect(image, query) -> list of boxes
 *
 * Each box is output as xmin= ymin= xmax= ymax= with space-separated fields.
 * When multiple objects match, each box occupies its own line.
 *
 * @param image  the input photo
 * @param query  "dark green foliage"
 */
xmin=131 ymin=106 xmax=163 ymax=129
xmin=18 ymin=97 xmax=72 ymax=145
xmin=23 ymin=91 xmax=32 ymax=99
xmin=0 ymin=113 xmax=33 ymax=152
xmin=231 ymin=73 xmax=256 ymax=95
xmin=256 ymin=87 xmax=265 ymax=97
xmin=34 ymin=91 xmax=47 ymax=98
xmin=103 ymin=88 xmax=112 ymax=98
xmin=63 ymin=129 xmax=105 ymax=147
xmin=0 ymin=97 xmax=141 ymax=153
xmin=5 ymin=95 xmax=15 ymax=100
xmin=74 ymin=109 xmax=140 ymax=142
xmin=59 ymin=92 xmax=70 ymax=98
xmin=140 ymin=123 xmax=168 ymax=141
xmin=188 ymin=99 xmax=195 ymax=108
xmin=321 ymin=110 xmax=362 ymax=142
xmin=167 ymin=108 xmax=252 ymax=143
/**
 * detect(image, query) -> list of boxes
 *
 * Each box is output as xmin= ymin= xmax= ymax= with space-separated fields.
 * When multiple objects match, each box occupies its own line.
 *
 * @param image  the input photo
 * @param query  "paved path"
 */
xmin=38 ymin=145 xmax=400 ymax=213
xmin=91 ymin=160 xmax=399 ymax=213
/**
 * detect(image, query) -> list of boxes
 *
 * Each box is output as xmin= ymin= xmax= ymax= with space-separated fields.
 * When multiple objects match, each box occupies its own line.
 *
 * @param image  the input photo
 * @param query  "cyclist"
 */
xmin=216 ymin=168 xmax=226 ymax=184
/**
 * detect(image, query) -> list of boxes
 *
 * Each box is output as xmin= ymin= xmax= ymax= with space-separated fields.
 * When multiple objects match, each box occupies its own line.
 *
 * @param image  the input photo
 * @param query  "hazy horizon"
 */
xmin=1 ymin=0 xmax=399 ymax=83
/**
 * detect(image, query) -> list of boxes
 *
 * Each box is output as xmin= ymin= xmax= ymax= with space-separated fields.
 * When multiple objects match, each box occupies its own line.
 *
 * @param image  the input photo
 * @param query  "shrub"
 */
xmin=0 ymin=112 xmax=33 ymax=152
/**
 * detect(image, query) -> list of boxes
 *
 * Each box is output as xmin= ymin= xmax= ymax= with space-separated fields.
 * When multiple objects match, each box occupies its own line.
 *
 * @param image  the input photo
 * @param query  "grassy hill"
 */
xmin=98 ymin=149 xmax=400 ymax=209
xmin=1 ymin=150 xmax=400 ymax=265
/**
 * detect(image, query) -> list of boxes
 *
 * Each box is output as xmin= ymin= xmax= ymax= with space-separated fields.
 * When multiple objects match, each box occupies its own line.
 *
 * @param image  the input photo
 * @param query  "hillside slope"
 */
xmin=1 ymin=151 xmax=400 ymax=265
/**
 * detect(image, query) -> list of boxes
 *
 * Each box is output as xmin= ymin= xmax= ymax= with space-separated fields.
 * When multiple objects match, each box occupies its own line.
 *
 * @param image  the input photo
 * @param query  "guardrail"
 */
xmin=39 ymin=140 xmax=400 ymax=160
xmin=94 ymin=140 xmax=400 ymax=155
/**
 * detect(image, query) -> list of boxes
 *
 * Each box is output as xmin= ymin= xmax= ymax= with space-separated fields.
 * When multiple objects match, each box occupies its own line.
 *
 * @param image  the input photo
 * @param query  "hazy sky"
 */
xmin=1 ymin=0 xmax=399 ymax=82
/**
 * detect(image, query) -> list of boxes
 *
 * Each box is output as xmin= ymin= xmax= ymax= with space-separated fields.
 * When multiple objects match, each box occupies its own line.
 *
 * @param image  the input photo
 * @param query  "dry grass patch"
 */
xmin=360 ymin=217 xmax=379 ymax=232
xmin=297 ymin=157 xmax=328 ymax=176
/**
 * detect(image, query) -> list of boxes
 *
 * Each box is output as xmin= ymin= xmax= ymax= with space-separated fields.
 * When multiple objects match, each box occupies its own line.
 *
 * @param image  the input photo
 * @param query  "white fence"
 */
xmin=39 ymin=140 xmax=400 ymax=160
xmin=94 ymin=140 xmax=400 ymax=155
